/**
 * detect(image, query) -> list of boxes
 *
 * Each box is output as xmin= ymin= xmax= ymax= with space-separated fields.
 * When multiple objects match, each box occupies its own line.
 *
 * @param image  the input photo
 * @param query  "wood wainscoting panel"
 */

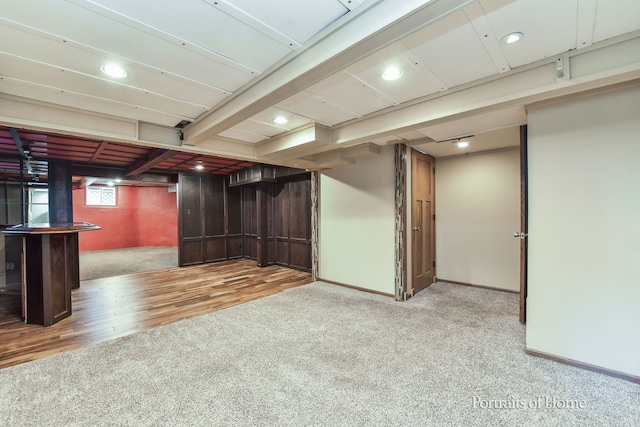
xmin=290 ymin=240 xmax=311 ymax=271
xmin=276 ymin=240 xmax=289 ymax=265
xmin=227 ymin=186 xmax=243 ymax=235
xmin=244 ymin=236 xmax=258 ymax=260
xmin=203 ymin=177 xmax=226 ymax=237
xmin=180 ymin=239 xmax=204 ymax=266
xmin=179 ymin=174 xmax=203 ymax=239
xmin=204 ymin=236 xmax=227 ymax=262
xmin=177 ymin=172 xmax=311 ymax=271
xmin=227 ymin=235 xmax=244 ymax=259
xmin=274 ymin=175 xmax=311 ymax=271
xmin=49 ymin=235 xmax=72 ymax=322
xmin=242 ymin=186 xmax=257 ymax=260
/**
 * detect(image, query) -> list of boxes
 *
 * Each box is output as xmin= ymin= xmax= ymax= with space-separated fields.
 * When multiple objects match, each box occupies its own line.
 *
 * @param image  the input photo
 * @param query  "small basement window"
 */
xmin=86 ymin=186 xmax=116 ymax=206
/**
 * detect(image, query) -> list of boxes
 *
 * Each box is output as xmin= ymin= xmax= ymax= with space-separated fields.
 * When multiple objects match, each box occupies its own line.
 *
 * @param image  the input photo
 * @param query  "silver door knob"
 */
xmin=413 ymin=226 xmax=421 ymax=232
xmin=513 ymin=232 xmax=528 ymax=239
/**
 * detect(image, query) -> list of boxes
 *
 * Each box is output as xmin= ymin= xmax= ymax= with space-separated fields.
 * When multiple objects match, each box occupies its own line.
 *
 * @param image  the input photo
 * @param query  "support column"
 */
xmin=394 ymin=144 xmax=407 ymax=301
xmin=310 ymin=171 xmax=319 ymax=282
xmin=47 ymin=161 xmax=79 ymax=289
xmin=47 ymin=161 xmax=73 ymax=223
xmin=256 ymin=183 xmax=269 ymax=267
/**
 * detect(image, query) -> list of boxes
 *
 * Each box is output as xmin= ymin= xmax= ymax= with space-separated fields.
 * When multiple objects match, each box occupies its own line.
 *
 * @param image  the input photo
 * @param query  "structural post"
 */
xmin=394 ymin=144 xmax=407 ymax=301
xmin=47 ymin=161 xmax=73 ymax=223
xmin=256 ymin=183 xmax=269 ymax=267
xmin=47 ymin=161 xmax=79 ymax=289
xmin=310 ymin=171 xmax=319 ymax=282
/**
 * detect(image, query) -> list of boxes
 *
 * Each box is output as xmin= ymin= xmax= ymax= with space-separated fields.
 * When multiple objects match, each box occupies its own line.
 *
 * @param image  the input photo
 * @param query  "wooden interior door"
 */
xmin=411 ymin=149 xmax=435 ymax=294
xmin=178 ymin=174 xmax=204 ymax=266
xmin=519 ymin=125 xmax=528 ymax=323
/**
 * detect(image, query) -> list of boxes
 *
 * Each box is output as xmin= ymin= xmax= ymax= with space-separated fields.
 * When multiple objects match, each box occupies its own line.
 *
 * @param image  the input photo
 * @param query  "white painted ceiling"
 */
xmin=1 ymin=0 xmax=639 ymax=169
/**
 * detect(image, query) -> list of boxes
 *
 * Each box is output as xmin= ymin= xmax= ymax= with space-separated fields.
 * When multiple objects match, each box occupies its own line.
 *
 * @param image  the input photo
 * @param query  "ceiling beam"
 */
xmin=125 ymin=148 xmax=179 ymax=177
xmin=331 ymin=33 xmax=640 ymax=146
xmin=90 ymin=141 xmax=110 ymax=163
xmin=255 ymin=123 xmax=331 ymax=161
xmin=72 ymin=165 xmax=177 ymax=183
xmin=183 ymin=0 xmax=473 ymax=145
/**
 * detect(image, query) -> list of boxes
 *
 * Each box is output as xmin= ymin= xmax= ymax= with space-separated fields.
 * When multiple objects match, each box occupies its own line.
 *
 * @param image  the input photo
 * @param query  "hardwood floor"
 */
xmin=0 ymin=259 xmax=311 ymax=369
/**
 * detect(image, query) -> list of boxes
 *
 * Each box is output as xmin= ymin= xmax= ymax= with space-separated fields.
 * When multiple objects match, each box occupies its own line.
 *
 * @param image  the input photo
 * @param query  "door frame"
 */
xmin=410 ymin=149 xmax=436 ymax=295
xmin=519 ymin=125 xmax=528 ymax=323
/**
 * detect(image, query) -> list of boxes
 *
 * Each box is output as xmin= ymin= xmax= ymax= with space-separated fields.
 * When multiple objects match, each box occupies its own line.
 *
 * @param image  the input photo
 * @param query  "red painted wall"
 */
xmin=136 ymin=187 xmax=178 ymax=247
xmin=73 ymin=186 xmax=177 ymax=251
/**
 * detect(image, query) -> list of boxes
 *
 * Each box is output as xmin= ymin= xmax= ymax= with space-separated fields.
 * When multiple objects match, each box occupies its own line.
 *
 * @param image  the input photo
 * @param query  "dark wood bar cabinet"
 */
xmin=2 ymin=222 xmax=100 ymax=326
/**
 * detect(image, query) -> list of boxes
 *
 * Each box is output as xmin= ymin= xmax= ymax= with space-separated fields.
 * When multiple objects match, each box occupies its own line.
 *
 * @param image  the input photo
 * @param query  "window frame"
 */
xmin=85 ymin=186 xmax=117 ymax=207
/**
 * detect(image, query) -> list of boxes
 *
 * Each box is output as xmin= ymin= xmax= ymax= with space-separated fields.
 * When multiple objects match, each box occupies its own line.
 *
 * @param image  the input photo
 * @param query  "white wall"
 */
xmin=319 ymin=147 xmax=395 ymax=295
xmin=29 ymin=188 xmax=49 ymax=223
xmin=527 ymin=84 xmax=640 ymax=377
xmin=435 ymin=149 xmax=521 ymax=291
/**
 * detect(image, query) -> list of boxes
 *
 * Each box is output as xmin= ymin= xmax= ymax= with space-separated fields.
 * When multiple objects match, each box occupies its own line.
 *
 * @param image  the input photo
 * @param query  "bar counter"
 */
xmin=2 ymin=222 xmax=101 ymax=326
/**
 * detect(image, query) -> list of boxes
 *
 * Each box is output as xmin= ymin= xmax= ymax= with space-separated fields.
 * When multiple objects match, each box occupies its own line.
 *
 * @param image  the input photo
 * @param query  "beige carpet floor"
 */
xmin=79 ymin=246 xmax=178 ymax=281
xmin=0 ymin=282 xmax=637 ymax=426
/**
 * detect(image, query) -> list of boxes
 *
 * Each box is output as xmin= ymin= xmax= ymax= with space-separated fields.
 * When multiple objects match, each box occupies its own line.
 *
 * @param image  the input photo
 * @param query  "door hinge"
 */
xmin=433 ymin=214 xmax=435 ymax=221
xmin=433 ymin=260 xmax=436 ymax=267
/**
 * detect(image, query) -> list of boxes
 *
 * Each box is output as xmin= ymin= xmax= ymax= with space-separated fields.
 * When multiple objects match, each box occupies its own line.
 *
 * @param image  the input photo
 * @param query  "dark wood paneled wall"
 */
xmin=179 ymin=174 xmax=240 ymax=266
xmin=272 ymin=176 xmax=311 ymax=271
xmin=227 ymin=185 xmax=243 ymax=259
xmin=23 ymin=233 xmax=76 ymax=325
xmin=178 ymin=172 xmax=311 ymax=272
xmin=241 ymin=185 xmax=257 ymax=261
xmin=179 ymin=174 xmax=204 ymax=265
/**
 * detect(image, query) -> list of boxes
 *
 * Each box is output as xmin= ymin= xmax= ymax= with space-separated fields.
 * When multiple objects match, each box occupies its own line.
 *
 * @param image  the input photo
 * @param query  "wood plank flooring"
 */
xmin=0 ymin=259 xmax=311 ymax=369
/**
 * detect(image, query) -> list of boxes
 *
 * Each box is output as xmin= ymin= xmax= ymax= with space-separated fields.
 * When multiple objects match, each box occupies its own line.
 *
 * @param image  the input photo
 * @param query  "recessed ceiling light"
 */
xmin=194 ymin=164 xmax=204 ymax=171
xmin=107 ymin=181 xmax=115 ymax=186
xmin=382 ymin=66 xmax=403 ymax=81
xmin=273 ymin=116 xmax=288 ymax=124
xmin=456 ymin=141 xmax=470 ymax=148
xmin=114 ymin=178 xmax=122 ymax=183
xmin=100 ymin=63 xmax=127 ymax=78
xmin=501 ymin=32 xmax=523 ymax=45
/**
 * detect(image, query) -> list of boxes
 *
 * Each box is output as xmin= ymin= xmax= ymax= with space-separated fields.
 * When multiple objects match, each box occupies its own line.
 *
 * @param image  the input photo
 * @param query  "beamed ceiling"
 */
xmin=1 ymin=0 xmax=639 ymax=179
xmin=0 ymin=126 xmax=256 ymax=184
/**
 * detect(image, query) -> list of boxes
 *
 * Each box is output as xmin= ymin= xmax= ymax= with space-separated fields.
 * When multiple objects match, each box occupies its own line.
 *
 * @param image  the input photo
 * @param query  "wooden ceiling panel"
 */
xmin=306 ymin=71 xmax=395 ymax=117
xmin=89 ymin=0 xmax=294 ymax=73
xmin=29 ymin=147 xmax=93 ymax=158
xmin=30 ymin=145 xmax=97 ymax=157
xmin=0 ymin=23 xmax=228 ymax=109
xmin=104 ymin=144 xmax=148 ymax=154
xmin=593 ymin=0 xmax=640 ymax=43
xmin=481 ymin=0 xmax=578 ymax=69
xmin=0 ymin=0 xmax=256 ymax=91
xmin=0 ymin=54 xmax=209 ymax=120
xmin=217 ymin=128 xmax=267 ymax=144
xmin=98 ymin=152 xmax=144 ymax=162
xmin=276 ymin=91 xmax=359 ymax=127
xmin=0 ymin=78 xmax=193 ymax=128
xmin=344 ymin=44 xmax=443 ymax=103
xmin=227 ymin=0 xmax=349 ymax=45
xmin=401 ymin=9 xmax=499 ymax=88
xmin=0 ymin=126 xmax=255 ymax=179
xmin=21 ymin=135 xmax=102 ymax=148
